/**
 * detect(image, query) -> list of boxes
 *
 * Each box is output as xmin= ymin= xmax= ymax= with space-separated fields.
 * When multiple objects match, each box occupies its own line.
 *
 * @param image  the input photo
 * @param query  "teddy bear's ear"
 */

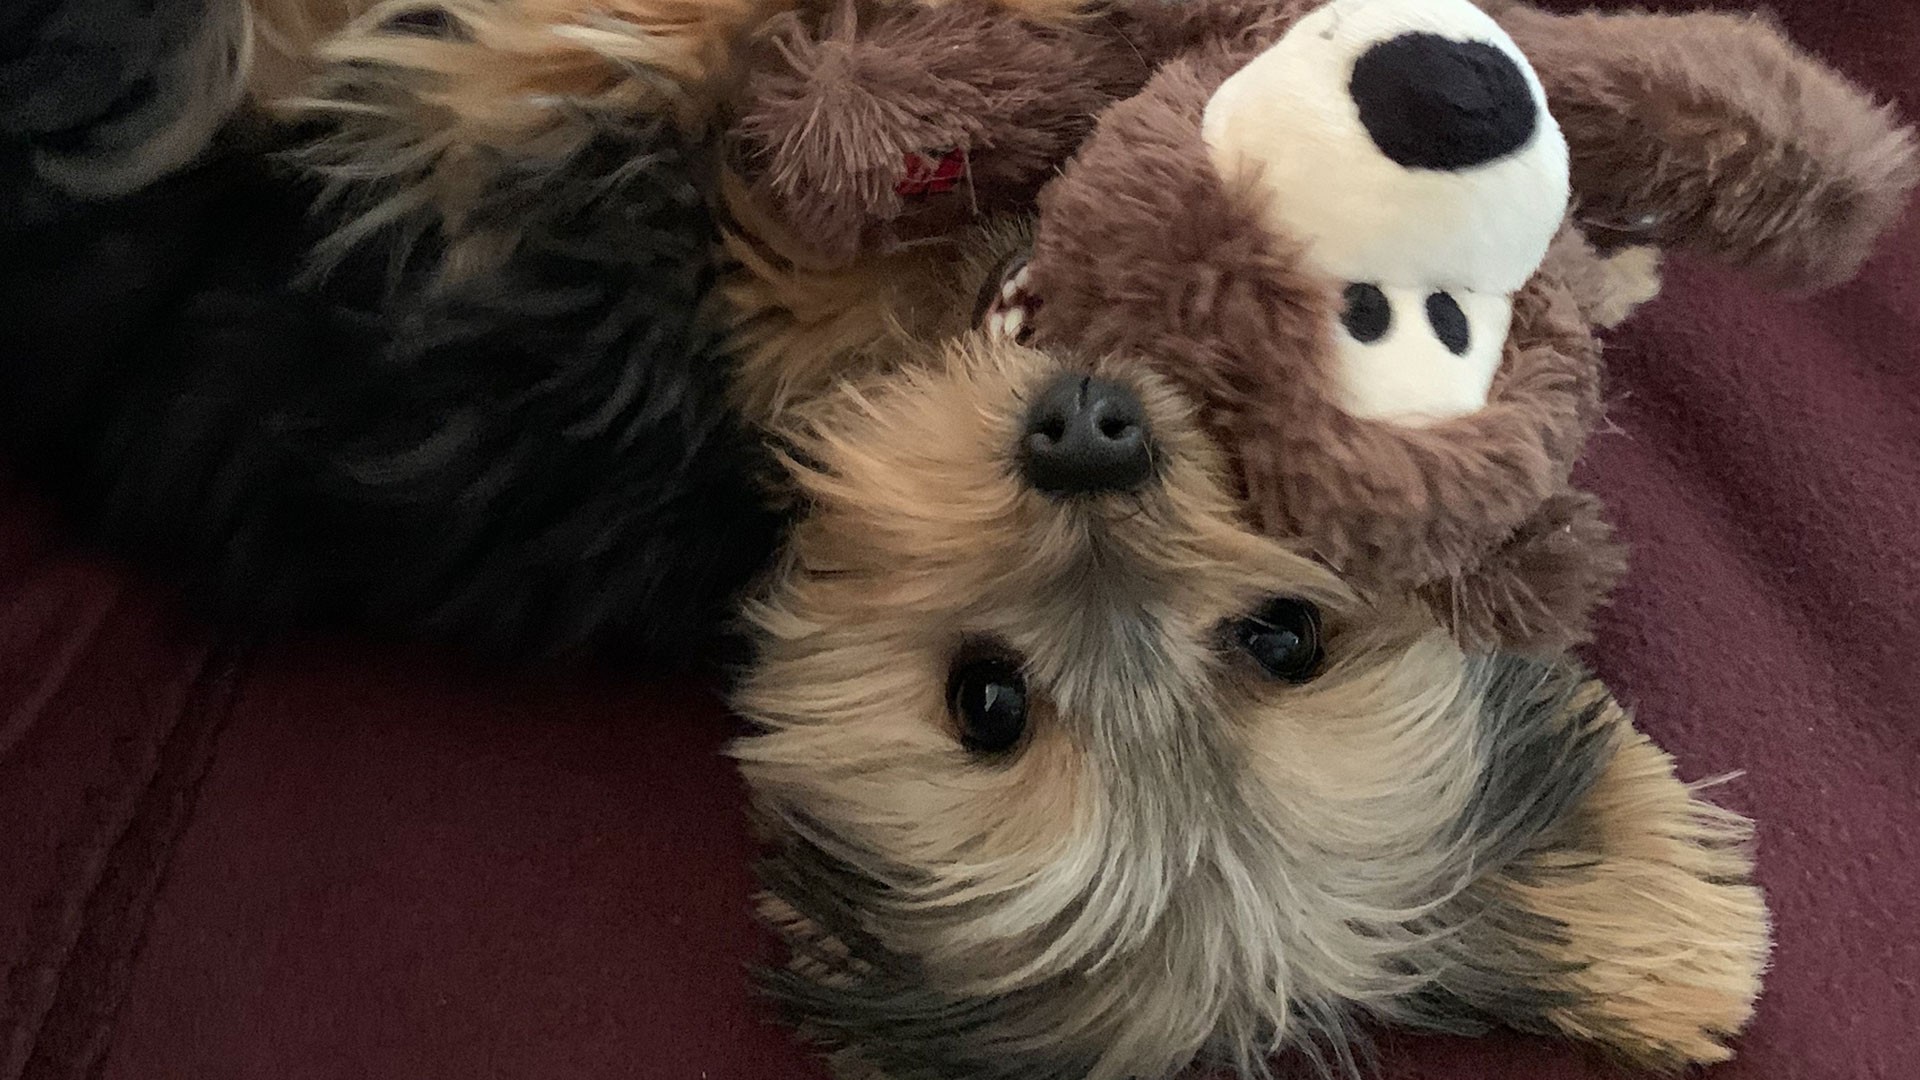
xmin=1492 ymin=2 xmax=1919 ymax=293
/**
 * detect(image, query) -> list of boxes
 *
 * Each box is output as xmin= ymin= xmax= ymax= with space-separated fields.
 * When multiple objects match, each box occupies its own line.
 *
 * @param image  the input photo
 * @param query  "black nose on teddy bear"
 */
xmin=1349 ymin=32 xmax=1537 ymax=171
xmin=1022 ymin=374 xmax=1153 ymax=496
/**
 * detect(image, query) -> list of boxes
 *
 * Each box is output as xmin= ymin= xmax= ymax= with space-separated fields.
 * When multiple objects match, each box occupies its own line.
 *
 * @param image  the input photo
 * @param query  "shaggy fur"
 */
xmin=244 ymin=0 xmax=383 ymax=103
xmin=281 ymin=0 xmax=775 ymax=278
xmin=1 ymin=0 xmax=252 ymax=206
xmin=1 ymin=0 xmax=783 ymax=666
xmin=1494 ymin=2 xmax=1920 ymax=292
xmin=733 ymin=340 xmax=1769 ymax=1078
xmin=729 ymin=0 xmax=1150 ymax=265
xmin=718 ymin=182 xmax=1029 ymax=426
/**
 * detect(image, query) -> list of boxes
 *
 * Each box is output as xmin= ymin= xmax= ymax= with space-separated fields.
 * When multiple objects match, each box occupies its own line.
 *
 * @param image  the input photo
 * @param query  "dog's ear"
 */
xmin=1495 ymin=3 xmax=1918 ymax=292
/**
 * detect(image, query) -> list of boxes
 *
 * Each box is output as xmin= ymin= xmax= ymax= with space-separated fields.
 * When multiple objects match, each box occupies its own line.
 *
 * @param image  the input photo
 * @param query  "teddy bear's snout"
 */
xmin=1350 ymin=32 xmax=1538 ymax=173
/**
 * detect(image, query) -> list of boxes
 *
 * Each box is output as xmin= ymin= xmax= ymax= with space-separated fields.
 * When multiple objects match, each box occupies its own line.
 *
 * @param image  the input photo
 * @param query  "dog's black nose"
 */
xmin=1350 ymin=32 xmax=1536 ymax=171
xmin=1021 ymin=374 xmax=1153 ymax=496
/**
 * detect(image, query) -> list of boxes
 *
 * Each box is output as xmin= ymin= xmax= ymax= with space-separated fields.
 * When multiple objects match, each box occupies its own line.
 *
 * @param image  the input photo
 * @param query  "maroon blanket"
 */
xmin=3 ymin=1 xmax=1916 ymax=1077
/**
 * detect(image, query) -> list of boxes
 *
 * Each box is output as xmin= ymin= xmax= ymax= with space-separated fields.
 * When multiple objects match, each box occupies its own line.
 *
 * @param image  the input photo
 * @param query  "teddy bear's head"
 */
xmin=1201 ymin=0 xmax=1568 ymax=424
xmin=989 ymin=0 xmax=1915 ymax=650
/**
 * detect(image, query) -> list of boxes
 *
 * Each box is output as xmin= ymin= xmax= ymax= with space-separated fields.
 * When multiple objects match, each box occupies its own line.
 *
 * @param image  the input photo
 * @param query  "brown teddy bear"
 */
xmin=732 ymin=0 xmax=1917 ymax=651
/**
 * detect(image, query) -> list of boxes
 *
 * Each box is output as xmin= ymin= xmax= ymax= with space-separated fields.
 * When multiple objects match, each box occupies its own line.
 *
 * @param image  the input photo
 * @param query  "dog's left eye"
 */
xmin=1231 ymin=598 xmax=1324 ymax=683
xmin=947 ymin=655 xmax=1029 ymax=754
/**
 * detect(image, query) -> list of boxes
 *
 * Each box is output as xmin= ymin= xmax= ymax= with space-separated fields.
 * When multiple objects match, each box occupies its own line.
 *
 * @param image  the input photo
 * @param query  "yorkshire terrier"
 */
xmin=0 ymin=0 xmax=782 ymax=665
xmin=732 ymin=337 xmax=1771 ymax=1079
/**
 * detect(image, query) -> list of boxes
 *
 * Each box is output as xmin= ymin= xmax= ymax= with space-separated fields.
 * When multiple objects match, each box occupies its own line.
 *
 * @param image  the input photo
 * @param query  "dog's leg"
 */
xmin=1418 ymin=688 xmax=1771 ymax=1067
xmin=5 ymin=0 xmax=253 ymax=202
xmin=717 ymin=190 xmax=1031 ymax=427
xmin=283 ymin=0 xmax=773 ymax=278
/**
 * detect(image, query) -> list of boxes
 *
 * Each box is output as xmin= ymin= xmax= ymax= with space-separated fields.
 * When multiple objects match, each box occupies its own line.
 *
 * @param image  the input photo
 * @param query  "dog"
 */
xmin=0 ymin=0 xmax=783 ymax=665
xmin=731 ymin=335 xmax=1771 ymax=1079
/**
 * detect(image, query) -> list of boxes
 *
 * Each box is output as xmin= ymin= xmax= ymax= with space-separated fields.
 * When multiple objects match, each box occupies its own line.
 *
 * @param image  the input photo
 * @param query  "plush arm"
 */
xmin=1421 ymin=488 xmax=1627 ymax=654
xmin=729 ymin=0 xmax=1152 ymax=265
xmin=1493 ymin=2 xmax=1918 ymax=292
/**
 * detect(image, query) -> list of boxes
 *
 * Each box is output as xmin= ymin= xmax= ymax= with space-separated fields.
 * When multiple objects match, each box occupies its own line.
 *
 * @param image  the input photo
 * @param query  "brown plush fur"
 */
xmin=1496 ymin=3 xmax=1920 ymax=292
xmin=1024 ymin=47 xmax=1620 ymax=651
xmin=734 ymin=340 xmax=1769 ymax=1078
xmin=281 ymin=0 xmax=776 ymax=274
xmin=729 ymin=0 xmax=1151 ymax=265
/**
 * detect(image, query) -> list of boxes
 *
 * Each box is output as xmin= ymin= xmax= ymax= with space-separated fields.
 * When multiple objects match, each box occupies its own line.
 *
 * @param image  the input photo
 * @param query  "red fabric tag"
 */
xmin=896 ymin=148 xmax=967 ymax=197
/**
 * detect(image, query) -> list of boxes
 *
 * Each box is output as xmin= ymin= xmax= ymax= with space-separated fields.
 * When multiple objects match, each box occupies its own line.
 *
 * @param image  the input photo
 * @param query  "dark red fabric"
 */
xmin=2 ymin=1 xmax=1916 ymax=1078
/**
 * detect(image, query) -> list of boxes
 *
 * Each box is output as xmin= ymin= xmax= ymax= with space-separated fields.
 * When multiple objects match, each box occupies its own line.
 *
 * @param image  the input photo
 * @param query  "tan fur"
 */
xmin=1584 ymin=247 xmax=1664 ymax=331
xmin=718 ymin=178 xmax=1027 ymax=425
xmin=245 ymin=0 xmax=383 ymax=103
xmin=1505 ymin=714 xmax=1770 ymax=1066
xmin=735 ymin=342 xmax=1769 ymax=1078
xmin=278 ymin=0 xmax=779 ymax=277
xmin=298 ymin=0 xmax=770 ymax=133
xmin=1532 ymin=228 xmax=1664 ymax=331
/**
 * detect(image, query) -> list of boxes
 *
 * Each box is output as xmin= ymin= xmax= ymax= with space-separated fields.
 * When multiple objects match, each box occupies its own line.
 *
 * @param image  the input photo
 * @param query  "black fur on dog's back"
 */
xmin=0 ymin=104 xmax=785 ymax=668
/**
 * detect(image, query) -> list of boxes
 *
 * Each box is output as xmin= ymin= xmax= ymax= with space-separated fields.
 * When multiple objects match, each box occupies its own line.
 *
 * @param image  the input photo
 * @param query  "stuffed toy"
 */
xmin=731 ymin=0 xmax=1917 ymax=649
xmin=727 ymin=0 xmax=1152 ymax=266
xmin=0 ymin=0 xmax=784 ymax=665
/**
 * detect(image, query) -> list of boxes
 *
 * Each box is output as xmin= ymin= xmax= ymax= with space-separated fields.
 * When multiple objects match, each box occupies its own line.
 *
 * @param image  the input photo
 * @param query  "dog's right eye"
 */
xmin=946 ymin=655 xmax=1029 ymax=754
xmin=1231 ymin=598 xmax=1324 ymax=683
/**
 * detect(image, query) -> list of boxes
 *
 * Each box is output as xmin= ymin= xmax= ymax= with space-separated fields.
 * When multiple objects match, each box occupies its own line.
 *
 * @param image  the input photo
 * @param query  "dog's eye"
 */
xmin=946 ymin=655 xmax=1029 ymax=754
xmin=1232 ymin=598 xmax=1324 ymax=683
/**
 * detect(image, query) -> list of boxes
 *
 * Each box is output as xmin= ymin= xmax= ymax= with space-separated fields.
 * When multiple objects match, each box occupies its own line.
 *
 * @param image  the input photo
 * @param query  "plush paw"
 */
xmin=976 ymin=251 xmax=1038 ymax=345
xmin=734 ymin=0 xmax=1145 ymax=264
xmin=1588 ymin=245 xmax=1663 ymax=328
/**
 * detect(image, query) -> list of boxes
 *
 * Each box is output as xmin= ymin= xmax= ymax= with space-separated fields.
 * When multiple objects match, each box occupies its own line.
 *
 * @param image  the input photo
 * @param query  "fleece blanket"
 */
xmin=2 ymin=0 xmax=1915 ymax=1077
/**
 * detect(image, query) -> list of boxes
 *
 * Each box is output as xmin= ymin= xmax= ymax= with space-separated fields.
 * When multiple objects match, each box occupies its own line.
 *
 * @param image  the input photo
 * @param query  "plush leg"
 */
xmin=1495 ymin=2 xmax=1919 ymax=292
